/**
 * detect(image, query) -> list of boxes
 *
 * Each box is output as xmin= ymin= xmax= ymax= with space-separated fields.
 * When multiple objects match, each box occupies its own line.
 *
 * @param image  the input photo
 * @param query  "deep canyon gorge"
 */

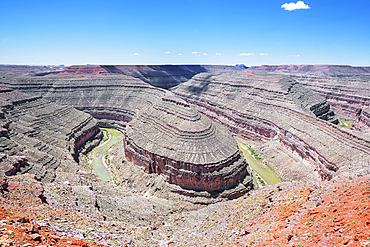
xmin=1 ymin=64 xmax=370 ymax=246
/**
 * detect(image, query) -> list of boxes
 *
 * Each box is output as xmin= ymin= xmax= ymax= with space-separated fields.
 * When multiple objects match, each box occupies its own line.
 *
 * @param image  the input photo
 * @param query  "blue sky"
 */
xmin=0 ymin=0 xmax=369 ymax=66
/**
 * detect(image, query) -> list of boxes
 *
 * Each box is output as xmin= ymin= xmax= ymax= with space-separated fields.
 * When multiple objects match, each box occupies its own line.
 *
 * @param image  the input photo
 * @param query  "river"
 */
xmin=238 ymin=143 xmax=280 ymax=185
xmin=90 ymin=128 xmax=124 ymax=182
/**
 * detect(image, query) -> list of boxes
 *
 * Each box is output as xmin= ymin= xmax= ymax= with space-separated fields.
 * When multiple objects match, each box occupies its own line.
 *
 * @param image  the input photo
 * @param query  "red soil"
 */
xmin=0 ymin=174 xmax=106 ymax=247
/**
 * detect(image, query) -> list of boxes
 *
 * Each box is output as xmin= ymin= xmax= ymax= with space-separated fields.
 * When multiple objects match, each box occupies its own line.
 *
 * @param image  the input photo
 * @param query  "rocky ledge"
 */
xmin=125 ymin=95 xmax=252 ymax=198
xmin=171 ymin=72 xmax=370 ymax=182
xmin=0 ymin=88 xmax=101 ymax=182
xmin=280 ymin=77 xmax=338 ymax=124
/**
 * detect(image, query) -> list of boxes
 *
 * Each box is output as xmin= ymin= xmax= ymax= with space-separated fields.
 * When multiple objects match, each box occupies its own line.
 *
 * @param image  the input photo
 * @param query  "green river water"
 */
xmin=91 ymin=128 xmax=124 ymax=181
xmin=90 ymin=128 xmax=278 ymax=185
xmin=238 ymin=143 xmax=280 ymax=185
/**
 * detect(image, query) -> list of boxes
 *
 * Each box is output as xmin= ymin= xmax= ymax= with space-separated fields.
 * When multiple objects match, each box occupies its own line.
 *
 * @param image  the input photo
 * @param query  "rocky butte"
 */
xmin=0 ymin=64 xmax=370 ymax=246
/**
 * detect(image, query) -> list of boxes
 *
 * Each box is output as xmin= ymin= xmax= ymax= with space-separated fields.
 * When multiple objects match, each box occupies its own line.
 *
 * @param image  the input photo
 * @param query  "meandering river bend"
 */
xmin=90 ymin=128 xmax=123 ymax=181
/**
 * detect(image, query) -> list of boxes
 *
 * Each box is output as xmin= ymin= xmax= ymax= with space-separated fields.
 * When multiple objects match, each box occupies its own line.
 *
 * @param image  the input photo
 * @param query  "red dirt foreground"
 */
xmin=0 ymin=174 xmax=106 ymax=247
xmin=1 ymin=172 xmax=370 ymax=246
xmin=182 ymin=173 xmax=370 ymax=247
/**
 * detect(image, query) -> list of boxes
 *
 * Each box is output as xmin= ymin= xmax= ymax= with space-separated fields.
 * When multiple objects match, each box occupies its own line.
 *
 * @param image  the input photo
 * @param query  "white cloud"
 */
xmin=288 ymin=55 xmax=300 ymax=57
xmin=191 ymin=52 xmax=197 ymax=54
xmin=195 ymin=55 xmax=201 ymax=57
xmin=239 ymin=53 xmax=254 ymax=56
xmin=281 ymin=1 xmax=310 ymax=11
xmin=216 ymin=53 xmax=221 ymax=55
xmin=203 ymin=53 xmax=209 ymax=56
xmin=178 ymin=53 xmax=182 ymax=56
xmin=133 ymin=53 xmax=139 ymax=56
xmin=165 ymin=51 xmax=170 ymax=54
xmin=260 ymin=53 xmax=268 ymax=56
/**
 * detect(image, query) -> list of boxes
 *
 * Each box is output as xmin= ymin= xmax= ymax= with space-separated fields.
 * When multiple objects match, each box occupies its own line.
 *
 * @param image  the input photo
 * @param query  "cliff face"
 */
xmin=171 ymin=72 xmax=370 ymax=182
xmin=6 ymin=76 xmax=167 ymax=131
xmin=2 ymin=65 xmax=370 ymax=185
xmin=247 ymin=65 xmax=370 ymax=124
xmin=0 ymin=87 xmax=101 ymax=182
xmin=279 ymin=77 xmax=338 ymax=124
xmin=2 ymin=76 xmax=252 ymax=200
xmin=124 ymin=96 xmax=251 ymax=196
xmin=55 ymin=65 xmax=247 ymax=89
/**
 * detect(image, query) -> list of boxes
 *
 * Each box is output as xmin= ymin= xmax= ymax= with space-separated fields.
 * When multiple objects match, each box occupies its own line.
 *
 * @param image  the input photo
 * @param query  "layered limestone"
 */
xmin=171 ymin=72 xmax=370 ymax=182
xmin=280 ymin=77 xmax=338 ymax=124
xmin=125 ymin=95 xmax=251 ymax=194
xmin=5 ymin=76 xmax=167 ymax=131
xmin=248 ymin=65 xmax=370 ymax=123
xmin=2 ymin=76 xmax=252 ymax=199
xmin=359 ymin=108 xmax=370 ymax=128
xmin=3 ymin=65 xmax=370 ymax=185
xmin=55 ymin=65 xmax=247 ymax=89
xmin=249 ymin=65 xmax=370 ymax=74
xmin=0 ymin=88 xmax=101 ymax=181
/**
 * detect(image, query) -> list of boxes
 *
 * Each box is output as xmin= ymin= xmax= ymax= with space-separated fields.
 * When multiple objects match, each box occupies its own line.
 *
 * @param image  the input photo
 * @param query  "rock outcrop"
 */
xmin=125 ymin=95 xmax=252 ymax=198
xmin=5 ymin=76 xmax=167 ymax=131
xmin=171 ymin=72 xmax=370 ymax=182
xmin=279 ymin=77 xmax=338 ymax=124
xmin=55 ymin=65 xmax=247 ymax=89
xmin=359 ymin=107 xmax=370 ymax=127
xmin=2 ymin=76 xmax=253 ymax=200
xmin=0 ymin=87 xmax=101 ymax=181
xmin=2 ymin=65 xmax=370 ymax=184
xmin=248 ymin=65 xmax=370 ymax=123
xmin=249 ymin=64 xmax=370 ymax=74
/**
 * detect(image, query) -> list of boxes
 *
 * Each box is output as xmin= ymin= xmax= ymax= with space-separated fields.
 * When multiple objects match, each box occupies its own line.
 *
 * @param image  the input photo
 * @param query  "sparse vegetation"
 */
xmin=338 ymin=118 xmax=353 ymax=129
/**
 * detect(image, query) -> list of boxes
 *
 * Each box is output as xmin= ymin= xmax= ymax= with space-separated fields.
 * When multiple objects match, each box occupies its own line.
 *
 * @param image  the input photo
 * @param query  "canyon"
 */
xmin=0 ymin=64 xmax=370 ymax=246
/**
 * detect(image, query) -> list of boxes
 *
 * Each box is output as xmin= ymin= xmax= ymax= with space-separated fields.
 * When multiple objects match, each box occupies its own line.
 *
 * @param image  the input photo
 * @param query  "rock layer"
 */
xmin=171 ymin=72 xmax=370 ymax=182
xmin=3 ymin=65 xmax=370 ymax=184
xmin=0 ymin=87 xmax=101 ymax=181
xmin=4 ymin=76 xmax=167 ymax=131
xmin=125 ymin=95 xmax=251 ymax=193
xmin=2 ymin=75 xmax=253 ymax=199
xmin=280 ymin=77 xmax=338 ymax=124
xmin=55 ymin=65 xmax=247 ymax=89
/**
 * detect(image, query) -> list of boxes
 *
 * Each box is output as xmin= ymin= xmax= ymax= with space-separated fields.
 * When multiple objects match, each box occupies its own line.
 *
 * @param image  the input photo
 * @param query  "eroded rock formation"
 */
xmin=279 ymin=77 xmax=338 ymax=124
xmin=171 ymin=72 xmax=370 ymax=182
xmin=4 ymin=76 xmax=167 ymax=131
xmin=124 ymin=95 xmax=251 ymax=197
xmin=0 ymin=87 xmax=101 ymax=182
xmin=1 ymin=75 xmax=253 ymax=200
xmin=2 ymin=64 xmax=370 ymax=187
xmin=55 ymin=65 xmax=247 ymax=89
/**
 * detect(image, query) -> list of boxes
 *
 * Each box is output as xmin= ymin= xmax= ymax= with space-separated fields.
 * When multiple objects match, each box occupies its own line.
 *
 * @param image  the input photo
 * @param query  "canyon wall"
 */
xmin=0 ymin=87 xmax=101 ymax=182
xmin=1 ymin=75 xmax=253 ymax=199
xmin=4 ymin=76 xmax=167 ymax=131
xmin=171 ymin=72 xmax=370 ymax=182
xmin=279 ymin=77 xmax=338 ymax=124
xmin=124 ymin=96 xmax=251 ymax=197
xmin=248 ymin=65 xmax=370 ymax=123
xmin=56 ymin=65 xmax=247 ymax=89
xmin=2 ymin=64 xmax=370 ymax=185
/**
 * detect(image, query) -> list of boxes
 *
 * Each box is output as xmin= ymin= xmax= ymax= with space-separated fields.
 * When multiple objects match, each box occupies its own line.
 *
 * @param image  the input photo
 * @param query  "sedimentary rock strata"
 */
xmin=125 ymin=95 xmax=251 ymax=196
xmin=359 ymin=107 xmax=370 ymax=128
xmin=4 ymin=76 xmax=167 ymax=131
xmin=0 ymin=87 xmax=101 ymax=181
xmin=55 ymin=65 xmax=247 ymax=89
xmin=2 ymin=64 xmax=370 ymax=186
xmin=171 ymin=72 xmax=370 ymax=182
xmin=279 ymin=77 xmax=338 ymax=124
xmin=1 ymin=74 xmax=253 ymax=199
xmin=0 ymin=65 xmax=65 ymax=77
xmin=249 ymin=65 xmax=370 ymax=123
